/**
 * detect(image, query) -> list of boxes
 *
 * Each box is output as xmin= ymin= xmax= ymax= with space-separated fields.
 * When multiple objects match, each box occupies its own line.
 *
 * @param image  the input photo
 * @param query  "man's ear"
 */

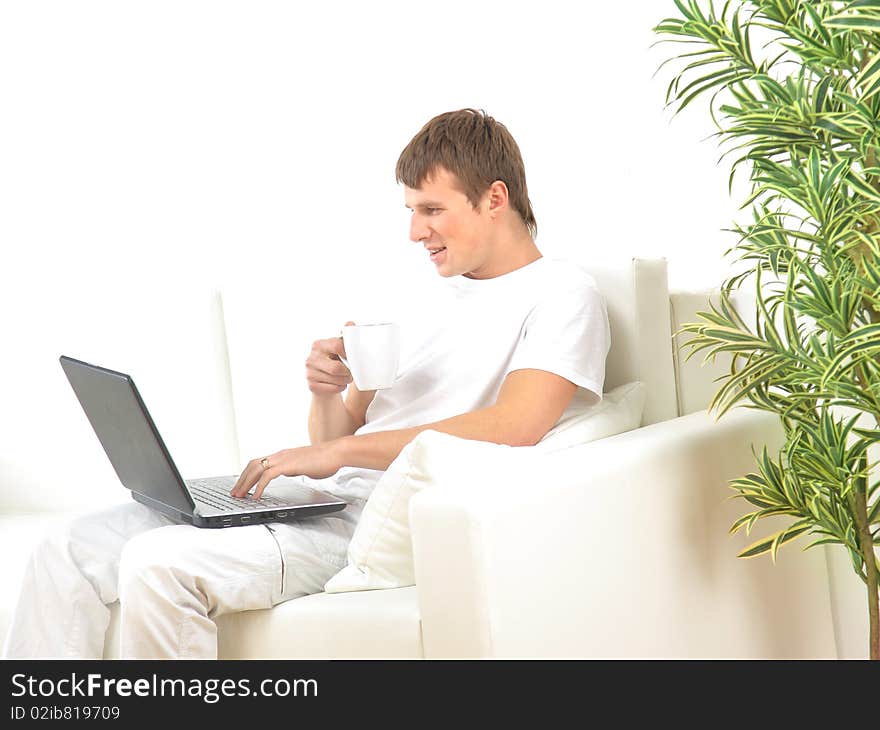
xmin=486 ymin=180 xmax=509 ymax=218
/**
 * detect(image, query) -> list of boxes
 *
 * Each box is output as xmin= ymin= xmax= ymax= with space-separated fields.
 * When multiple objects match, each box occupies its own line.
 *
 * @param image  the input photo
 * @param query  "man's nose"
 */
xmin=409 ymin=215 xmax=429 ymax=243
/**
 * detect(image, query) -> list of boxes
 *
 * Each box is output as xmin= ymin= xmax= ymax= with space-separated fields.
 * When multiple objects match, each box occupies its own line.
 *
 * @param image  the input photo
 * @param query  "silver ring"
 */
xmin=260 ymin=457 xmax=269 ymax=470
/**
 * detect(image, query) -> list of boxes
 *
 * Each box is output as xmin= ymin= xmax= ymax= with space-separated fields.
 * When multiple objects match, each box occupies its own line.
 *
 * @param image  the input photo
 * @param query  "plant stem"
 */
xmin=850 ymin=486 xmax=879 ymax=659
xmin=853 ymin=364 xmax=880 ymax=659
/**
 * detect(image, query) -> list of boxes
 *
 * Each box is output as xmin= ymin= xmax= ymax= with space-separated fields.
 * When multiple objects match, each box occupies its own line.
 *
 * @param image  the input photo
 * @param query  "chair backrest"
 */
xmin=583 ymin=258 xmax=678 ymax=426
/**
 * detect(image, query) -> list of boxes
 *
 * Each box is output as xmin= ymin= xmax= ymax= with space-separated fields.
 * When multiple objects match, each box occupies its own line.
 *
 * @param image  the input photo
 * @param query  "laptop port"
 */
xmin=276 ymin=512 xmax=288 ymax=518
xmin=240 ymin=516 xmax=251 ymax=523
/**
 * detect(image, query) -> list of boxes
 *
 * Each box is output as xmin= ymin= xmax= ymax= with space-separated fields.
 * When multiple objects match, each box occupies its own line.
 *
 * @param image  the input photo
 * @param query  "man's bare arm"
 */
xmin=305 ymin=324 xmax=376 ymax=444
xmin=308 ymin=387 xmax=375 ymax=444
xmin=334 ymin=368 xmax=577 ymax=471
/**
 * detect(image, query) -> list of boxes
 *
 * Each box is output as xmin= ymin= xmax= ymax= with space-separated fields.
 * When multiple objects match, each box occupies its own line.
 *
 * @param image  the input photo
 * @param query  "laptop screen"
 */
xmin=59 ymin=356 xmax=196 ymax=515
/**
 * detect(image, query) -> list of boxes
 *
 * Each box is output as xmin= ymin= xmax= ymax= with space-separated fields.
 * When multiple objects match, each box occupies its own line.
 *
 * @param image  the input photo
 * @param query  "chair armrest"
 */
xmin=409 ymin=409 xmax=838 ymax=658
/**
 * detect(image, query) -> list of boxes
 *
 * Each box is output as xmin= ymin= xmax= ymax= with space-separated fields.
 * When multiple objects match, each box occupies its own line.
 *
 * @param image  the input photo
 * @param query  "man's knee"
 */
xmin=25 ymin=532 xmax=64 ymax=582
xmin=28 ymin=506 xmax=152 ymax=577
xmin=27 ymin=518 xmax=85 ymax=575
xmin=117 ymin=526 xmax=190 ymax=601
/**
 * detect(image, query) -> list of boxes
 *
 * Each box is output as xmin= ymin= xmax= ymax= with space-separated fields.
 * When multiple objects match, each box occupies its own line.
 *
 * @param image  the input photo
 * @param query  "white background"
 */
xmin=1 ymin=0 xmax=748 ymax=510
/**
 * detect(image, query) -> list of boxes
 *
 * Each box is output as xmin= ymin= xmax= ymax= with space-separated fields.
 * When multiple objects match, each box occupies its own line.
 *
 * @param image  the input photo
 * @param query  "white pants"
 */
xmin=2 ymin=501 xmax=359 ymax=659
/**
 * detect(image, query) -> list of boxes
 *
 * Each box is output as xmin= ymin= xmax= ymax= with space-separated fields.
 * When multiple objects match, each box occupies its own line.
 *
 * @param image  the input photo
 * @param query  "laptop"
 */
xmin=59 ymin=355 xmax=347 ymax=528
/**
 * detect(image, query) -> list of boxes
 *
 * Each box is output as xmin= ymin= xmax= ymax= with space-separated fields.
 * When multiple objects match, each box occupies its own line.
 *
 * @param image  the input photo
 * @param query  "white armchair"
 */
xmin=0 ymin=258 xmax=863 ymax=658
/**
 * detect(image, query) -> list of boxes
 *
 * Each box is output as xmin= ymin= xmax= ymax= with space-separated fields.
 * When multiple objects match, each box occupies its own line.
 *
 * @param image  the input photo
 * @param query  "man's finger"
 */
xmin=314 ymin=360 xmax=350 ymax=379
xmin=230 ymin=462 xmax=259 ymax=497
xmin=253 ymin=467 xmax=281 ymax=500
xmin=230 ymin=466 xmax=249 ymax=495
xmin=230 ymin=476 xmax=249 ymax=498
xmin=328 ymin=338 xmax=346 ymax=359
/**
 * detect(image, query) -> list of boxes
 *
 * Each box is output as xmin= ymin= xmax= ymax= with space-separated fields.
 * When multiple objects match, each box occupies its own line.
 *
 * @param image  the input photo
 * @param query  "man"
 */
xmin=3 ymin=108 xmax=609 ymax=659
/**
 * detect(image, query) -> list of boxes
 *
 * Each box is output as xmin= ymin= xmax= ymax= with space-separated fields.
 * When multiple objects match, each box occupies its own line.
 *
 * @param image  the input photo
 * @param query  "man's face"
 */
xmin=404 ymin=167 xmax=493 ymax=279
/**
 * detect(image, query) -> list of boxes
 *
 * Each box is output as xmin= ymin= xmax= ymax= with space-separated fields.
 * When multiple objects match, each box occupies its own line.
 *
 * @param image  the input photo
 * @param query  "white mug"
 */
xmin=340 ymin=323 xmax=400 ymax=391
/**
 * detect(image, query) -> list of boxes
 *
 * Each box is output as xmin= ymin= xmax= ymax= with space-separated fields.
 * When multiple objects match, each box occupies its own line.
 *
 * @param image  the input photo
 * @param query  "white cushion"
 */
xmin=322 ymin=433 xmax=467 ymax=593
xmin=534 ymin=381 xmax=646 ymax=452
xmin=217 ymin=587 xmax=423 ymax=658
xmin=323 ymin=381 xmax=647 ymax=593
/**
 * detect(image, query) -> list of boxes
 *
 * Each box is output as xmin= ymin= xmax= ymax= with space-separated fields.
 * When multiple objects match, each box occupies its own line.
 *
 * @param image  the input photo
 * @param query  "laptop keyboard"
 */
xmin=186 ymin=477 xmax=288 ymax=512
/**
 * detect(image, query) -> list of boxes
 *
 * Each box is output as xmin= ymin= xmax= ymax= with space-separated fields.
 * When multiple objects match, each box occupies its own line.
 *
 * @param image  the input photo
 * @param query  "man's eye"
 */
xmin=427 ymin=208 xmax=441 ymax=214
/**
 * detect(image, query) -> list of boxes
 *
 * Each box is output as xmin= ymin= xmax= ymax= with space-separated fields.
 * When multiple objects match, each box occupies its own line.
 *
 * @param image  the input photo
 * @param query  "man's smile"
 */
xmin=426 ymin=245 xmax=447 ymax=263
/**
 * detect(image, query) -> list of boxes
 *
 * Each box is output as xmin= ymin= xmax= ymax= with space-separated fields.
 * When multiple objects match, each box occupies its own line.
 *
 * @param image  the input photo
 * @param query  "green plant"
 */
xmin=654 ymin=0 xmax=880 ymax=659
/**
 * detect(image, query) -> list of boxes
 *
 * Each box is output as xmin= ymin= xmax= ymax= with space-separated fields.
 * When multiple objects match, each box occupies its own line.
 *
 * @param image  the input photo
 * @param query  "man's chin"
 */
xmin=430 ymin=261 xmax=458 ymax=278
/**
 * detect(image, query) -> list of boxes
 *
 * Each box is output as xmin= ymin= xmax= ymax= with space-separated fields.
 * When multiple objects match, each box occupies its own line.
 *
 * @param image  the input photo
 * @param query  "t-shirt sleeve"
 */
xmin=506 ymin=279 xmax=610 ymax=400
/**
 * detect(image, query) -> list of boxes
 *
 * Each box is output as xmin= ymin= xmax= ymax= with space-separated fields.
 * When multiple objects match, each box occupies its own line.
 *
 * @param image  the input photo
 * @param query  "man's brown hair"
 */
xmin=396 ymin=108 xmax=537 ymax=238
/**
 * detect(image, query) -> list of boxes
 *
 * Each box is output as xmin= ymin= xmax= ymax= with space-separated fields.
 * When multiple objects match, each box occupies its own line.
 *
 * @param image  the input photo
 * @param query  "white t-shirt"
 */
xmin=308 ymin=256 xmax=610 ymax=507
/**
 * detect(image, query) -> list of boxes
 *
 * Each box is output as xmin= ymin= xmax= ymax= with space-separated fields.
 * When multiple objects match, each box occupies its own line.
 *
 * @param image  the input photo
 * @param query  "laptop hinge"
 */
xmin=131 ymin=491 xmax=194 ymax=524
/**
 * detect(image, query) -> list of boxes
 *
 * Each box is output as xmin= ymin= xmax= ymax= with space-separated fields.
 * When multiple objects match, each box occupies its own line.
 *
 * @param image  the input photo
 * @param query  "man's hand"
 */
xmin=305 ymin=321 xmax=355 ymax=395
xmin=230 ymin=442 xmax=344 ymax=500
